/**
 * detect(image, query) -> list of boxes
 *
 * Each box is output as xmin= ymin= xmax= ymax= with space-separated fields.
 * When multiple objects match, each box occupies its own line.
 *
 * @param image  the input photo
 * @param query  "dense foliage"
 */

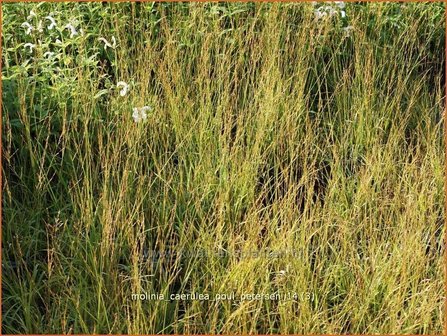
xmin=2 ymin=2 xmax=445 ymax=334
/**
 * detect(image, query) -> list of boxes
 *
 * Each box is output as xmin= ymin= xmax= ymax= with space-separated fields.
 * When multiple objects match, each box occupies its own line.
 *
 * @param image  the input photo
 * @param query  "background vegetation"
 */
xmin=2 ymin=1 xmax=445 ymax=334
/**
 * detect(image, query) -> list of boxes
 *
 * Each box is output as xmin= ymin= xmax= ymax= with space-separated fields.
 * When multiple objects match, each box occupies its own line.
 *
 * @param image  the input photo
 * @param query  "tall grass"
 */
xmin=2 ymin=2 xmax=445 ymax=334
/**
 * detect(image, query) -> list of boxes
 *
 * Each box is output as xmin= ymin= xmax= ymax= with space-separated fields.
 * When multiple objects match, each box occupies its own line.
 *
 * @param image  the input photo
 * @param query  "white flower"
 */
xmin=55 ymin=38 xmax=62 ymax=44
xmin=116 ymin=81 xmax=129 ymax=96
xmin=24 ymin=43 xmax=36 ymax=52
xmin=44 ymin=51 xmax=55 ymax=58
xmin=314 ymin=8 xmax=327 ymax=19
xmin=64 ymin=23 xmax=78 ymax=38
xmin=132 ymin=108 xmax=141 ymax=123
xmin=132 ymin=108 xmax=146 ymax=123
xmin=314 ymin=5 xmax=338 ymax=19
xmin=21 ymin=22 xmax=33 ymax=35
xmin=132 ymin=106 xmax=152 ymax=123
xmin=334 ymin=1 xmax=345 ymax=9
xmin=98 ymin=37 xmax=110 ymax=49
xmin=27 ymin=10 xmax=37 ymax=21
xmin=98 ymin=36 xmax=116 ymax=50
xmin=45 ymin=16 xmax=57 ymax=30
xmin=340 ymin=10 xmax=346 ymax=18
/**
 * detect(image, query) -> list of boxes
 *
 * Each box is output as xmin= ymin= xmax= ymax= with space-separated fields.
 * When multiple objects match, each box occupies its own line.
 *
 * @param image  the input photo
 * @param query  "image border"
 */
xmin=0 ymin=0 xmax=445 ymax=334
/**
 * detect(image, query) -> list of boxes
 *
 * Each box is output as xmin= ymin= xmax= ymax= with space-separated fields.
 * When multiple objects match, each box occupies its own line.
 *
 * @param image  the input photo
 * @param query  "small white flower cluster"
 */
xmin=20 ymin=10 xmax=152 ymax=125
xmin=46 ymin=16 xmax=57 ymax=30
xmin=21 ymin=22 xmax=34 ymax=35
xmin=21 ymin=9 xmax=83 ymax=41
xmin=21 ymin=10 xmax=58 ymax=36
xmin=116 ymin=81 xmax=129 ymax=96
xmin=64 ymin=23 xmax=78 ymax=38
xmin=312 ymin=1 xmax=346 ymax=20
xmin=132 ymin=106 xmax=152 ymax=123
xmin=20 ymin=10 xmax=85 ymax=55
xmin=24 ymin=43 xmax=35 ymax=52
xmin=98 ymin=36 xmax=117 ymax=50
xmin=44 ymin=51 xmax=55 ymax=58
xmin=114 ymin=81 xmax=154 ymax=123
